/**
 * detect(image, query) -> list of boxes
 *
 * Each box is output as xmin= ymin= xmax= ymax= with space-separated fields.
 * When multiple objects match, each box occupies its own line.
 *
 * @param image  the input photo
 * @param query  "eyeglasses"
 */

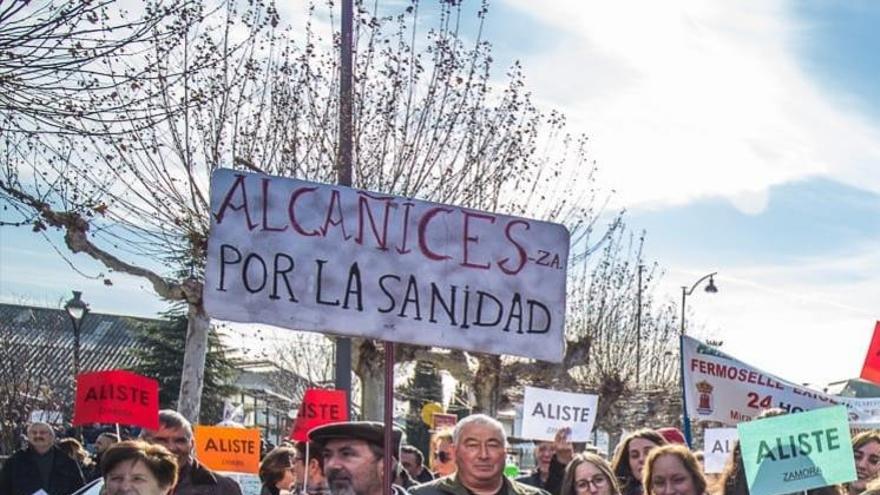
xmin=575 ymin=476 xmax=608 ymax=492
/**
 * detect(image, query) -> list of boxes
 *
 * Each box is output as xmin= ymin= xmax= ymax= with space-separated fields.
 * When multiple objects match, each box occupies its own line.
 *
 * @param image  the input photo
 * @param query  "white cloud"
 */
xmin=663 ymin=242 xmax=880 ymax=385
xmin=502 ymin=0 xmax=880 ymax=211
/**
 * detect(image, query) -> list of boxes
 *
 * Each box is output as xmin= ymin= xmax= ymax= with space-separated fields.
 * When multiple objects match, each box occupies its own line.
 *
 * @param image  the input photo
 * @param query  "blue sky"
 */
xmin=2 ymin=0 xmax=879 ymax=385
xmin=487 ymin=0 xmax=880 ymax=384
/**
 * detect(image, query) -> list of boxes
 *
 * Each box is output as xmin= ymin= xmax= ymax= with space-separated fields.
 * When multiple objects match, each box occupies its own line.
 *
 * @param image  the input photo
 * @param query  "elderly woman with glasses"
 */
xmin=562 ymin=453 xmax=621 ymax=495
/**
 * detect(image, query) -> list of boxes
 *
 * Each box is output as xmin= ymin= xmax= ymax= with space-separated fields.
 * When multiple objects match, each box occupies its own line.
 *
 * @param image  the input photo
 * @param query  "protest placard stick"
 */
xmin=116 ymin=423 xmax=121 ymax=440
xmin=679 ymin=335 xmax=693 ymax=447
xmin=303 ymin=442 xmax=310 ymax=495
xmin=383 ymin=341 xmax=395 ymax=495
xmin=334 ymin=0 xmax=353 ymax=422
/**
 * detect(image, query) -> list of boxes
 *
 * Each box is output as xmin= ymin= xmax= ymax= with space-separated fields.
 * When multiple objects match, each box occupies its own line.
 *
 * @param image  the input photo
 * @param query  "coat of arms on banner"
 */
xmin=696 ymin=380 xmax=714 ymax=415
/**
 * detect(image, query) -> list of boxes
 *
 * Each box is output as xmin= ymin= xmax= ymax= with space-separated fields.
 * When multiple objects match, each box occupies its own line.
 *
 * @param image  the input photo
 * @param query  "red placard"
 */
xmin=73 ymin=370 xmax=159 ymax=429
xmin=291 ymin=389 xmax=348 ymax=441
xmin=861 ymin=322 xmax=880 ymax=384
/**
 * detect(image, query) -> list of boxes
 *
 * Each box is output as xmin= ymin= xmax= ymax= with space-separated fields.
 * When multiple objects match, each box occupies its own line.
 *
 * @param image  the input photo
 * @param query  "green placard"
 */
xmin=737 ymin=406 xmax=856 ymax=495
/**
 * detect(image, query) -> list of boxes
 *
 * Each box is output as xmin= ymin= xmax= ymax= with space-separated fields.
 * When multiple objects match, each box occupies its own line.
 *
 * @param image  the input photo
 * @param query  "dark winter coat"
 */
xmin=0 ymin=445 xmax=85 ymax=495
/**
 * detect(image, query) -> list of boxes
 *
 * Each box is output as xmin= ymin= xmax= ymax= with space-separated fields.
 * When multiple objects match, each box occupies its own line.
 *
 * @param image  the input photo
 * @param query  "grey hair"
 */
xmin=27 ymin=422 xmax=55 ymax=438
xmin=141 ymin=409 xmax=193 ymax=440
xmin=452 ymin=414 xmax=507 ymax=446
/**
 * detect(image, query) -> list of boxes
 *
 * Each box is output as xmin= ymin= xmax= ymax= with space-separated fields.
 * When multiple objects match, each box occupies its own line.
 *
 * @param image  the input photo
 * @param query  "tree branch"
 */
xmin=0 ymin=180 xmax=197 ymax=303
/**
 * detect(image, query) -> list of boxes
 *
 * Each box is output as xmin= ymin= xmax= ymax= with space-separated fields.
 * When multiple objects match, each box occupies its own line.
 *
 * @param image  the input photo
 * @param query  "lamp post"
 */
xmin=64 ymin=291 xmax=90 ymax=381
xmin=680 ymin=272 xmax=718 ymax=336
xmin=678 ymin=272 xmax=717 ymax=447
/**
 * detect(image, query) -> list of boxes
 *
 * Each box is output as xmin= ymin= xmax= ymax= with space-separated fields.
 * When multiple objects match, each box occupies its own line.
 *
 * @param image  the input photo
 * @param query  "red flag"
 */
xmin=860 ymin=322 xmax=880 ymax=384
xmin=291 ymin=389 xmax=348 ymax=441
xmin=73 ymin=370 xmax=159 ymax=429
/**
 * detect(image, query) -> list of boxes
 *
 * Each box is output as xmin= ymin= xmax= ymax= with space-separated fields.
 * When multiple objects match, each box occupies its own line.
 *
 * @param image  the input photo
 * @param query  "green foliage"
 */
xmin=133 ymin=307 xmax=238 ymax=424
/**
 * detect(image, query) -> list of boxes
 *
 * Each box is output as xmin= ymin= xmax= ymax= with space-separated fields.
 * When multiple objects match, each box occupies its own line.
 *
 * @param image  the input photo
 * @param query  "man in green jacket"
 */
xmin=411 ymin=414 xmax=548 ymax=495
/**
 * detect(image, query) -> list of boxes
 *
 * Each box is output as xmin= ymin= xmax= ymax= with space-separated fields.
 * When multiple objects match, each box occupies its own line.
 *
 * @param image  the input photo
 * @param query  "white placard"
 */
xmin=521 ymin=386 xmax=598 ymax=441
xmin=29 ymin=410 xmax=63 ymax=425
xmin=703 ymin=427 xmax=738 ymax=473
xmin=682 ymin=336 xmax=880 ymax=427
xmin=204 ymin=169 xmax=570 ymax=362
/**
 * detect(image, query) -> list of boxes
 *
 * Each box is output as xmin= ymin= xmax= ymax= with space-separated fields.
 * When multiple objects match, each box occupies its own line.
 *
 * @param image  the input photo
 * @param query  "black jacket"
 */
xmin=174 ymin=458 xmax=242 ymax=495
xmin=0 ymin=445 xmax=85 ymax=495
xmin=516 ymin=456 xmax=565 ymax=495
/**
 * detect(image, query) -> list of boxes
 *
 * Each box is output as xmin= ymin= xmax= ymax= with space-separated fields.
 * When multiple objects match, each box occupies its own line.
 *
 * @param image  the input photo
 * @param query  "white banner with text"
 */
xmin=204 ymin=170 xmax=570 ymax=361
xmin=683 ymin=336 xmax=880 ymax=427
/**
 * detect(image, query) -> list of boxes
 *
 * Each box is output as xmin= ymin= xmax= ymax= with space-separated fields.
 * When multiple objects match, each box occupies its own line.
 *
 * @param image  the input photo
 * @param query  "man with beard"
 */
xmin=411 ymin=415 xmax=547 ymax=495
xmin=86 ymin=432 xmax=120 ymax=481
xmin=309 ymin=421 xmax=408 ymax=495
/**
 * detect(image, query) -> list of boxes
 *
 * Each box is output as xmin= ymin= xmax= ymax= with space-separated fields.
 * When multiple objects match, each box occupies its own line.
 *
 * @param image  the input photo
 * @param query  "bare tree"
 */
xmin=432 ymin=224 xmax=683 ymax=418
xmin=267 ymin=332 xmax=336 ymax=392
xmin=0 ymin=0 xmax=197 ymax=135
xmin=1 ymin=0 xmax=280 ymax=421
xmin=1 ymin=0 xmax=611 ymax=420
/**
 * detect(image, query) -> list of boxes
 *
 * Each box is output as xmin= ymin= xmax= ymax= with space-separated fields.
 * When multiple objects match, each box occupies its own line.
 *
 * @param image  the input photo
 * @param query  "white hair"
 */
xmin=452 ymin=414 xmax=506 ymax=446
xmin=27 ymin=422 xmax=54 ymax=438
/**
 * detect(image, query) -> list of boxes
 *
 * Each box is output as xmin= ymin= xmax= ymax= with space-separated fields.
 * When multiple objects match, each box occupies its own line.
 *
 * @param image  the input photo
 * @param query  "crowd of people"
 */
xmin=3 ymin=407 xmax=880 ymax=495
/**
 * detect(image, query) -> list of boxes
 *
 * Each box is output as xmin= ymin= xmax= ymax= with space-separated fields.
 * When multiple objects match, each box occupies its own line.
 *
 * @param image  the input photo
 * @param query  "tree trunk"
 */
xmin=354 ymin=340 xmax=386 ymax=420
xmin=472 ymin=355 xmax=501 ymax=416
xmin=360 ymin=364 xmax=385 ymax=421
xmin=177 ymin=301 xmax=210 ymax=423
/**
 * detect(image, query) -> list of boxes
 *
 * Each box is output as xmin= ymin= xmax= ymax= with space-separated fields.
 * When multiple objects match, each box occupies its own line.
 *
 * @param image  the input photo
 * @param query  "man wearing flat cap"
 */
xmin=309 ymin=421 xmax=409 ymax=495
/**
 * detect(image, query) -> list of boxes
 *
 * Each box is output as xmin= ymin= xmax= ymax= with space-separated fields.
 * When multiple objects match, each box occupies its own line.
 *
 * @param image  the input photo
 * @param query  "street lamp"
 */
xmin=680 ymin=272 xmax=718 ymax=336
xmin=64 ymin=290 xmax=90 ymax=380
xmin=678 ymin=272 xmax=717 ymax=447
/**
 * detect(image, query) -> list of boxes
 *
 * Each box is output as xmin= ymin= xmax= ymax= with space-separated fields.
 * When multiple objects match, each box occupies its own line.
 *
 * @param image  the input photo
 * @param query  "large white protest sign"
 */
xmin=703 ymin=428 xmax=738 ymax=474
xmin=204 ymin=170 xmax=570 ymax=362
xmin=683 ymin=336 xmax=880 ymax=427
xmin=521 ymin=386 xmax=598 ymax=441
